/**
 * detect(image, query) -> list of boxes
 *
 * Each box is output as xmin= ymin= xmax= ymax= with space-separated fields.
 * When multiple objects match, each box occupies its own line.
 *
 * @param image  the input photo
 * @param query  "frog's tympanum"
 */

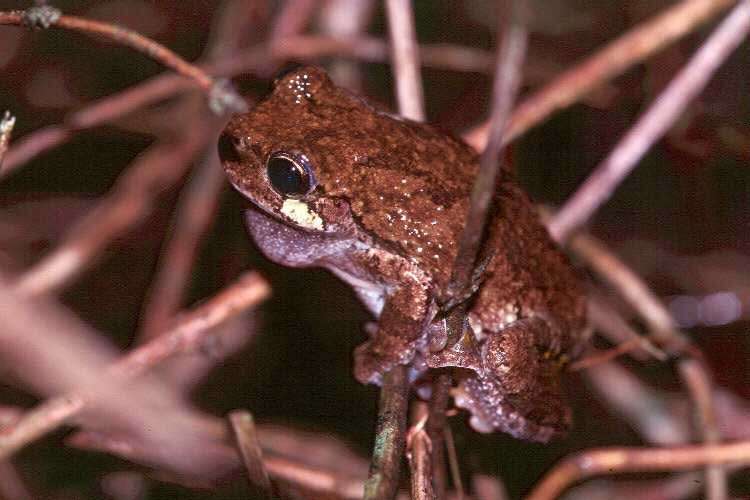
xmin=219 ymin=67 xmax=587 ymax=442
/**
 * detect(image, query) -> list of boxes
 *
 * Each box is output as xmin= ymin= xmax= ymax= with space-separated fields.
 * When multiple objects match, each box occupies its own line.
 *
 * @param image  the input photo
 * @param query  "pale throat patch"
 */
xmin=281 ymin=198 xmax=324 ymax=230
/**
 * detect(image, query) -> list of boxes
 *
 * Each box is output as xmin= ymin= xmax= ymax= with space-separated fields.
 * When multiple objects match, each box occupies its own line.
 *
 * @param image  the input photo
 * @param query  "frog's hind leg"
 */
xmin=454 ymin=316 xmax=572 ymax=442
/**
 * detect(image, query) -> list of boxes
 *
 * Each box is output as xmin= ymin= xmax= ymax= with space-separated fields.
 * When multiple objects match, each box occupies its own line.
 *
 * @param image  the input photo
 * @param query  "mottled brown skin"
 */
xmin=219 ymin=67 xmax=587 ymax=442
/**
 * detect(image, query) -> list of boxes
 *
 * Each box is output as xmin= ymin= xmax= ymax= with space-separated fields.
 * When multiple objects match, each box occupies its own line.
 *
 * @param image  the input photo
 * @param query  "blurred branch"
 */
xmin=229 ymin=410 xmax=274 ymax=499
xmin=0 ymin=8 xmax=244 ymax=115
xmin=463 ymin=0 xmax=737 ymax=151
xmin=678 ymin=359 xmax=727 ymax=500
xmin=0 ymin=111 xmax=15 ymax=168
xmin=548 ymin=0 xmax=750 ymax=242
xmin=526 ymin=440 xmax=750 ymax=500
xmin=363 ymin=365 xmax=409 ymax=500
xmin=0 ymin=461 xmax=32 ymax=500
xmin=13 ymin=120 xmax=219 ymax=297
xmin=0 ymin=272 xmax=269 ymax=461
xmin=407 ymin=401 xmax=435 ymax=500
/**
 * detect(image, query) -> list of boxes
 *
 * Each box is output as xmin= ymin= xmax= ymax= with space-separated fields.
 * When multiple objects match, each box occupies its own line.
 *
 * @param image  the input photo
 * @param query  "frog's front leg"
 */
xmin=453 ymin=316 xmax=571 ymax=442
xmin=351 ymin=255 xmax=433 ymax=385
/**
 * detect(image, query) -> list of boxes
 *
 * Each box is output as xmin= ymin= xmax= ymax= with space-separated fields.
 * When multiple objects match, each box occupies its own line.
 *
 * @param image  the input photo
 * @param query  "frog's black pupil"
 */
xmin=267 ymin=156 xmax=308 ymax=196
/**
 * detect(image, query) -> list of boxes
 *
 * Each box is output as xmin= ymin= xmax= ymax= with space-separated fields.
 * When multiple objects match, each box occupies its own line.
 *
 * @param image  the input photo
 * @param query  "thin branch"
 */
xmin=385 ymin=0 xmax=425 ymax=121
xmin=526 ymin=440 xmax=750 ymax=500
xmin=548 ymin=0 xmax=750 ymax=242
xmin=568 ymin=338 xmax=649 ymax=372
xmin=426 ymin=373 xmax=451 ymax=499
xmin=444 ymin=424 xmax=464 ymax=500
xmin=463 ymin=0 xmax=737 ymax=151
xmin=229 ymin=410 xmax=274 ymax=499
xmin=0 ymin=8 xmax=244 ymax=115
xmin=445 ymin=1 xmax=528 ymax=301
xmin=678 ymin=359 xmax=727 ymax=500
xmin=407 ymin=401 xmax=435 ymax=500
xmin=0 ymin=272 xmax=269 ymax=460
xmin=363 ymin=365 xmax=409 ymax=500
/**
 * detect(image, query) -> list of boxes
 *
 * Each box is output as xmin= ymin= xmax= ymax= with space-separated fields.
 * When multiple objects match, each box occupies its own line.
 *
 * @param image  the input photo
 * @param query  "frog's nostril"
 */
xmin=218 ymin=132 xmax=241 ymax=163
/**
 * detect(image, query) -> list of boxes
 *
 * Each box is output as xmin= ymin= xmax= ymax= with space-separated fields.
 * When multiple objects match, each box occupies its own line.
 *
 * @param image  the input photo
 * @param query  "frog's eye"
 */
xmin=266 ymin=152 xmax=316 ymax=197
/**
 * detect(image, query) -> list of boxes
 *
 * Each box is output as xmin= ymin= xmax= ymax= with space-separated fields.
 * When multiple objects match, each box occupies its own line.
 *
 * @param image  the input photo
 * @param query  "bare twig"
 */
xmin=229 ymin=410 xmax=274 ymax=499
xmin=363 ymin=365 xmax=409 ymax=500
xmin=445 ymin=0 xmax=528 ymax=301
xmin=0 ymin=111 xmax=14 ymax=168
xmin=0 ymin=272 xmax=269 ymax=460
xmin=526 ymin=441 xmax=750 ymax=500
xmin=426 ymin=374 xmax=451 ymax=498
xmin=548 ymin=0 xmax=750 ymax=242
xmin=463 ymin=0 xmax=737 ymax=151
xmin=0 ymin=8 xmax=244 ymax=115
xmin=407 ymin=401 xmax=435 ymax=500
xmin=385 ymin=0 xmax=425 ymax=121
xmin=678 ymin=359 xmax=727 ymax=500
xmin=444 ymin=424 xmax=464 ymax=499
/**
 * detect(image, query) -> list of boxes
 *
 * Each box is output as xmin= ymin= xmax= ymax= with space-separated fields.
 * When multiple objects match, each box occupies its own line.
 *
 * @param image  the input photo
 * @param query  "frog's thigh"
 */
xmin=353 ymin=281 xmax=431 ymax=384
xmin=467 ymin=317 xmax=570 ymax=441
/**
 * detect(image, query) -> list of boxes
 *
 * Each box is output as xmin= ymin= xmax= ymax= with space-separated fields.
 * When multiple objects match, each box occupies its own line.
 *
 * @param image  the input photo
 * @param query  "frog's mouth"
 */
xmin=243 ymin=206 xmax=347 ymax=268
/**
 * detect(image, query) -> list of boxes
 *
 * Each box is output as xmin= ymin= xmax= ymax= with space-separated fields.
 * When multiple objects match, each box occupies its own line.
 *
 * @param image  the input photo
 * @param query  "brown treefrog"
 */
xmin=219 ymin=67 xmax=587 ymax=442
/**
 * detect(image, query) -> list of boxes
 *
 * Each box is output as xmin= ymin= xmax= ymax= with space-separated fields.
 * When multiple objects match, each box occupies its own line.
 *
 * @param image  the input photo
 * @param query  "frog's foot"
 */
xmin=353 ymin=338 xmax=418 ymax=385
xmin=453 ymin=316 xmax=571 ymax=442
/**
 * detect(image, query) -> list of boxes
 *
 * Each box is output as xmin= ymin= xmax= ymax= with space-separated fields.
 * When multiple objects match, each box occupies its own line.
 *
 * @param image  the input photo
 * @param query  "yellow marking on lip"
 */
xmin=281 ymin=199 xmax=324 ymax=230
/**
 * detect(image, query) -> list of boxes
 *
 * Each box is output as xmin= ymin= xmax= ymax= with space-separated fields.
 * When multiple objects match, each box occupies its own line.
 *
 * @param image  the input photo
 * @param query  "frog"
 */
xmin=218 ymin=66 xmax=587 ymax=442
